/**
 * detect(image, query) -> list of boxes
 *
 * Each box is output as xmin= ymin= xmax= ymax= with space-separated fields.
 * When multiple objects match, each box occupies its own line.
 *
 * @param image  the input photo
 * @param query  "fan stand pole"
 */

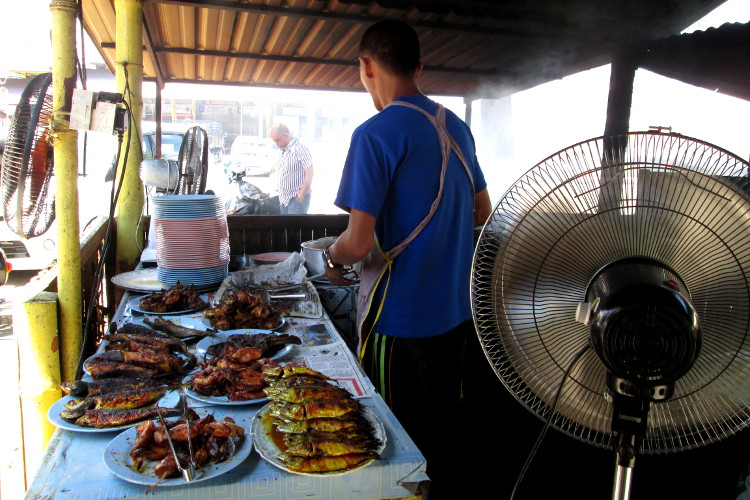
xmin=610 ymin=394 xmax=647 ymax=500
xmin=613 ymin=460 xmax=634 ymax=500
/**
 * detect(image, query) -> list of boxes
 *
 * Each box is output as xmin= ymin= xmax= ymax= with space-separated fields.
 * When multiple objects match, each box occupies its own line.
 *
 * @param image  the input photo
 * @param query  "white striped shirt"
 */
xmin=277 ymin=137 xmax=313 ymax=206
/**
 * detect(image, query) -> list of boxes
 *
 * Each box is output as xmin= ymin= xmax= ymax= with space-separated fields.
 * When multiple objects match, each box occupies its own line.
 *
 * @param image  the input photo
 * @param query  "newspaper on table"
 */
xmin=215 ymin=252 xmax=323 ymax=318
xmin=280 ymin=317 xmax=373 ymax=398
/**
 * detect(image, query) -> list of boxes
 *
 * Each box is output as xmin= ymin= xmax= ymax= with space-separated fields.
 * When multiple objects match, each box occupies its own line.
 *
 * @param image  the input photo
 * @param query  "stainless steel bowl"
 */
xmin=300 ymin=236 xmax=339 ymax=276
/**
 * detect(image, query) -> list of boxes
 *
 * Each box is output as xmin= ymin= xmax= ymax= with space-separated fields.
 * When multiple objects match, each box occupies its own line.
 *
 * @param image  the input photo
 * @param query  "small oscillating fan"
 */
xmin=471 ymin=131 xmax=750 ymax=500
xmin=176 ymin=126 xmax=208 ymax=195
xmin=1 ymin=72 xmax=56 ymax=238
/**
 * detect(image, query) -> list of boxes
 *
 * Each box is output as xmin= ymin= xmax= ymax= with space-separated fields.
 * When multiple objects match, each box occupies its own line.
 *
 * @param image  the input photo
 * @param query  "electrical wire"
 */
xmin=75 ymin=61 xmax=139 ymax=378
xmin=510 ymin=343 xmax=592 ymax=500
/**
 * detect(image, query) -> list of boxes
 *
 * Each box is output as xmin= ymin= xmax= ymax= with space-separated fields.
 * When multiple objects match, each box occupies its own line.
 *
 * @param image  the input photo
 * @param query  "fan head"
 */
xmin=472 ymin=131 xmax=750 ymax=454
xmin=1 ymin=72 xmax=56 ymax=238
xmin=585 ymin=257 xmax=701 ymax=401
xmin=176 ymin=126 xmax=208 ymax=195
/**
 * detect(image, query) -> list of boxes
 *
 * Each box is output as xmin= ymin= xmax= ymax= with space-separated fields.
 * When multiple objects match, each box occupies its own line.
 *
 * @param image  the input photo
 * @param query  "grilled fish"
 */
xmin=105 ymin=333 xmax=190 ymax=355
xmin=263 ymin=365 xmax=330 ymax=380
xmin=143 ymin=317 xmax=217 ymax=339
xmin=269 ymin=398 xmax=360 ymax=421
xmin=93 ymin=350 xmax=173 ymax=373
xmin=64 ymin=386 xmax=169 ymax=411
xmin=86 ymin=359 xmax=159 ymax=380
xmin=116 ymin=322 xmax=163 ymax=337
xmin=274 ymin=416 xmax=367 ymax=434
xmin=60 ymin=407 xmax=181 ymax=428
xmin=277 ymin=452 xmax=377 ymax=473
xmin=265 ymin=384 xmax=352 ymax=404
xmin=283 ymin=430 xmax=378 ymax=457
xmin=60 ymin=377 xmax=165 ymax=397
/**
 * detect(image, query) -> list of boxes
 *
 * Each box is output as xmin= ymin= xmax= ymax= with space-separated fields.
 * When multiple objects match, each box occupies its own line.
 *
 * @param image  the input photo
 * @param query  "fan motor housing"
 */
xmin=586 ymin=257 xmax=701 ymax=399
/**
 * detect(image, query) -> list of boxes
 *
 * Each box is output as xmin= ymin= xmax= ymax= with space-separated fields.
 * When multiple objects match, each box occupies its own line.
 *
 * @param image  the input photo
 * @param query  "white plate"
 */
xmin=129 ymin=293 xmax=210 ymax=316
xmin=112 ymin=268 xmax=220 ymax=293
xmin=103 ymin=408 xmax=252 ymax=486
xmin=195 ymin=330 xmax=296 ymax=361
xmin=251 ymin=402 xmax=387 ymax=476
xmin=47 ymin=391 xmax=180 ymax=433
xmin=198 ymin=315 xmax=285 ymax=332
xmin=112 ymin=269 xmax=169 ymax=293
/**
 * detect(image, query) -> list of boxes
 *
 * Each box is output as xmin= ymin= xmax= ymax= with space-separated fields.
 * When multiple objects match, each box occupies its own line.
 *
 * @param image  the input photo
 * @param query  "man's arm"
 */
xmin=324 ymin=208 xmax=376 ymax=284
xmin=473 ymin=188 xmax=492 ymax=227
xmin=297 ymin=166 xmax=314 ymax=201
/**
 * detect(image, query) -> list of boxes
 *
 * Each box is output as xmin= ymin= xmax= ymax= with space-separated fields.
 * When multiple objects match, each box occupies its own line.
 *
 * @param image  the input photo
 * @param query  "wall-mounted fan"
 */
xmin=1 ymin=72 xmax=55 ymax=238
xmin=472 ymin=131 xmax=750 ymax=499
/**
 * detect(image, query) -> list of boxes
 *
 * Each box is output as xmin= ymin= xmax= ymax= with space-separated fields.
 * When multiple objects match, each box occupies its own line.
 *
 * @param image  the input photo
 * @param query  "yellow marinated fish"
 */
xmin=278 ymin=453 xmax=377 ymax=473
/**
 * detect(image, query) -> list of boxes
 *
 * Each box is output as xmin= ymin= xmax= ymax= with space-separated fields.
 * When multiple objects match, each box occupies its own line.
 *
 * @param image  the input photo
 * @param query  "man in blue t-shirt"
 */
xmin=323 ymin=19 xmax=492 ymax=498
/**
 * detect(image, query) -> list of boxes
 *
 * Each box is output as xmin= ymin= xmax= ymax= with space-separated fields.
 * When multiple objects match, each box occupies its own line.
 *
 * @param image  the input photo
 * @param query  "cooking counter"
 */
xmin=25 ymin=277 xmax=428 ymax=500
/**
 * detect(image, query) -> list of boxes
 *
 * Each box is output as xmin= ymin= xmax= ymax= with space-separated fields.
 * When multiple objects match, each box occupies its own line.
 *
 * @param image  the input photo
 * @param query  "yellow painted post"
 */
xmin=16 ymin=292 xmax=61 ymax=487
xmin=114 ymin=0 xmax=145 ymax=274
xmin=49 ymin=0 xmax=81 ymax=382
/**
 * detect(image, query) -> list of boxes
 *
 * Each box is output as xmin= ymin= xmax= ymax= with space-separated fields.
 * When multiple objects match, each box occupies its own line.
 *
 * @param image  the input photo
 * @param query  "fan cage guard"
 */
xmin=0 ymin=72 xmax=56 ymax=239
xmin=472 ymin=131 xmax=750 ymax=455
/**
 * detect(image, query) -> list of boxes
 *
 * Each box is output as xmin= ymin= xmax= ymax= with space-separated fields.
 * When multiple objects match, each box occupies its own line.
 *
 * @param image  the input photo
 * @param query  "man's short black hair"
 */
xmin=359 ymin=19 xmax=421 ymax=77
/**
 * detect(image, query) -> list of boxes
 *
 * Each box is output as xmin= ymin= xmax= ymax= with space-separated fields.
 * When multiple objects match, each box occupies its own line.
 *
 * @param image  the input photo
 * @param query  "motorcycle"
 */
xmin=224 ymin=169 xmax=280 ymax=215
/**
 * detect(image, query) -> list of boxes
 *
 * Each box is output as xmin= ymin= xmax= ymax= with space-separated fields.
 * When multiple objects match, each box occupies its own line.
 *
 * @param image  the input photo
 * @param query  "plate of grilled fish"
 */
xmin=251 ymin=366 xmax=386 ymax=475
xmin=129 ymin=291 xmax=210 ymax=316
xmin=104 ymin=408 xmax=252 ymax=486
xmin=195 ymin=331 xmax=301 ymax=361
xmin=49 ymin=380 xmax=181 ymax=433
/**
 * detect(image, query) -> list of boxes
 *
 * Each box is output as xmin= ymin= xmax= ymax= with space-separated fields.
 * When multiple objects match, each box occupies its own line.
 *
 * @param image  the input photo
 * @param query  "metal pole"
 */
xmin=114 ymin=0 xmax=145 ymax=276
xmin=50 ymin=0 xmax=82 ymax=382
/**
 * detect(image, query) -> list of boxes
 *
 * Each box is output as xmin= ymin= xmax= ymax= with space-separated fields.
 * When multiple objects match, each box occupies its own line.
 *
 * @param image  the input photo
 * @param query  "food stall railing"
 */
xmin=225 ymin=214 xmax=349 ymax=256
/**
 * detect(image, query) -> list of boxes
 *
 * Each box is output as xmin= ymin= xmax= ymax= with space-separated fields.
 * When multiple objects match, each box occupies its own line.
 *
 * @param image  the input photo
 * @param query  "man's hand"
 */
xmin=324 ymin=265 xmax=357 ymax=286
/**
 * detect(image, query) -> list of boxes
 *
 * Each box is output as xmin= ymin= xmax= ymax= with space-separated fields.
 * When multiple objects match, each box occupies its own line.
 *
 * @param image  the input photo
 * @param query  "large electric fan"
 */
xmin=139 ymin=126 xmax=208 ymax=196
xmin=1 ymin=72 xmax=56 ymax=238
xmin=176 ymin=126 xmax=208 ymax=195
xmin=472 ymin=131 xmax=750 ymax=499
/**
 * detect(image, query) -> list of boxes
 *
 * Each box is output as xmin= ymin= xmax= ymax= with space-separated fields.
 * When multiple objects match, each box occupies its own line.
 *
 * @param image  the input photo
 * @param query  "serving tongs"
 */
xmin=155 ymin=394 xmax=197 ymax=482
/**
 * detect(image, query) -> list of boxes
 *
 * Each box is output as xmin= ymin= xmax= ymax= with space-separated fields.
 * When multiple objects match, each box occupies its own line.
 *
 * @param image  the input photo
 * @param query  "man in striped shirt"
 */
xmin=269 ymin=123 xmax=314 ymax=214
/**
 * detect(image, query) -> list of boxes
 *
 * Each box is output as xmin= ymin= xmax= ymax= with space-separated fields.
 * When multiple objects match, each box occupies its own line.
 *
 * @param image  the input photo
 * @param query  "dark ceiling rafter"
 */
xmin=99 ymin=43 xmax=514 ymax=78
xmin=153 ymin=0 xmax=576 ymax=40
xmin=141 ymin=15 xmax=166 ymax=88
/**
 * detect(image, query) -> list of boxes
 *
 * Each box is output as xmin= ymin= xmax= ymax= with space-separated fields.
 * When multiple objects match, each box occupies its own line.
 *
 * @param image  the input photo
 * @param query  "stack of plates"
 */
xmin=152 ymin=195 xmax=229 ymax=287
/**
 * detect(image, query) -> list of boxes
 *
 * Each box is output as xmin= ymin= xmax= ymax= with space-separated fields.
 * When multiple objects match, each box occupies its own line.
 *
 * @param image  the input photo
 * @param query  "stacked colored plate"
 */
xmin=152 ymin=195 xmax=230 ymax=287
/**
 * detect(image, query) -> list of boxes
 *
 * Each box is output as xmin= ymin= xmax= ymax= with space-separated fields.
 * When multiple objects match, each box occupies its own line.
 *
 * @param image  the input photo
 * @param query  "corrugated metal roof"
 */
xmin=80 ymin=0 xmax=728 ymax=99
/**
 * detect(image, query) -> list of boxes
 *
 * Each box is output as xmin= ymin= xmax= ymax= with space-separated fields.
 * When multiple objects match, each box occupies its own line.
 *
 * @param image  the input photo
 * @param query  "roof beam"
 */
xmin=152 ymin=0 xmax=563 ymax=38
xmin=99 ymin=43 xmax=513 ymax=77
xmin=141 ymin=15 xmax=165 ymax=88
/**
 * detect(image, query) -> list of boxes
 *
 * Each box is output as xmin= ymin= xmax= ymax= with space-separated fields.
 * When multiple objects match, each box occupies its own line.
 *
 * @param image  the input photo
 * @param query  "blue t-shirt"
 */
xmin=335 ymin=95 xmax=487 ymax=338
